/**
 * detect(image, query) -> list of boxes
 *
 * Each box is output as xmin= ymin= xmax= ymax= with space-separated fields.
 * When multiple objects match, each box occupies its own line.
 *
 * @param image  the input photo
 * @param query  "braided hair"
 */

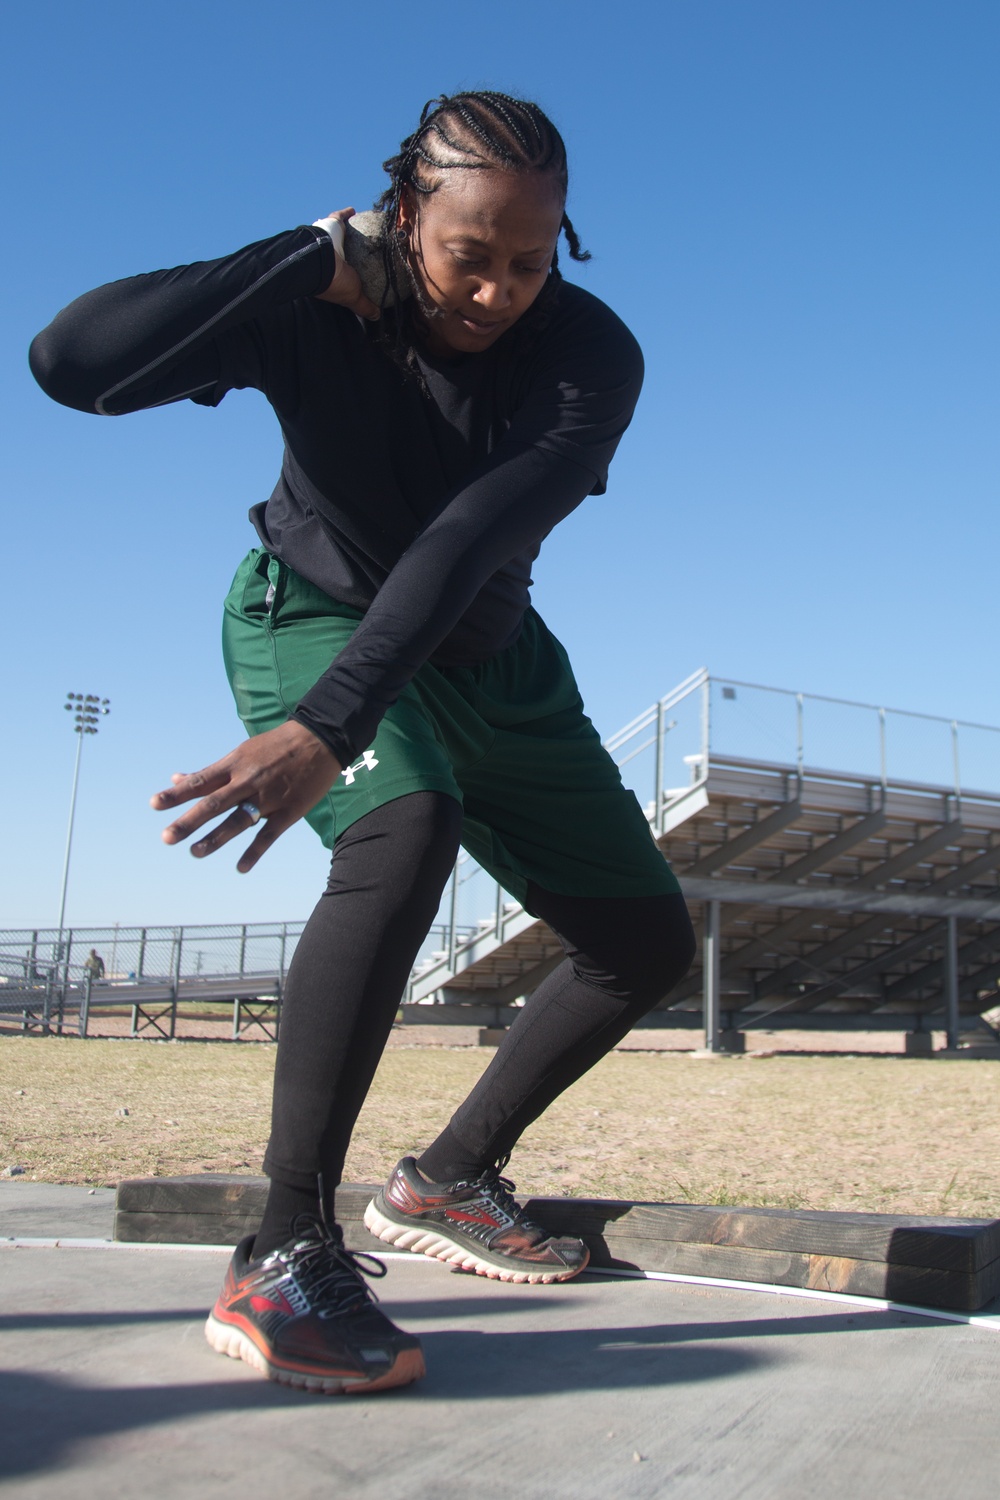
xmin=371 ymin=91 xmax=590 ymax=372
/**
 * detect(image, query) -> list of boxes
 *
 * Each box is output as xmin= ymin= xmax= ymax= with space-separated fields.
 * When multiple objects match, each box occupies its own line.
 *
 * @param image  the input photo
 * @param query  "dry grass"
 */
xmin=2 ymin=1035 xmax=999 ymax=1219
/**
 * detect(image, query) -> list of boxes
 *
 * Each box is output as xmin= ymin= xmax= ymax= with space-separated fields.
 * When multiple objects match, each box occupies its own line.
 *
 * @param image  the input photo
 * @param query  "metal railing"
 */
xmin=0 ymin=952 xmax=94 ymax=1034
xmin=412 ymin=673 xmax=1000 ymax=994
xmin=0 ymin=922 xmax=305 ymax=990
xmin=605 ymin=670 xmax=1000 ymax=830
xmin=6 ymin=672 xmax=998 ymax=1025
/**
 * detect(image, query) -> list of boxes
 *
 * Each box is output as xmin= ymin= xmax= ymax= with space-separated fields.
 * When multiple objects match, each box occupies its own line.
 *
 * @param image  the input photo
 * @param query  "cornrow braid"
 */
xmin=370 ymin=91 xmax=590 ymax=376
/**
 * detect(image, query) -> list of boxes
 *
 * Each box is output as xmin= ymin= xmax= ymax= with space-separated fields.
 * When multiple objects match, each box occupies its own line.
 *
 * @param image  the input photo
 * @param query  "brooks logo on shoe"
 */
xmin=446 ymin=1208 xmax=507 ymax=1230
xmin=250 ymin=1291 xmax=296 ymax=1317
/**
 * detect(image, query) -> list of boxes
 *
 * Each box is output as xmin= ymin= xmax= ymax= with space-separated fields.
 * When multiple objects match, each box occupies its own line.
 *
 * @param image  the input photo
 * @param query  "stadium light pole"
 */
xmin=55 ymin=692 xmax=111 ymax=964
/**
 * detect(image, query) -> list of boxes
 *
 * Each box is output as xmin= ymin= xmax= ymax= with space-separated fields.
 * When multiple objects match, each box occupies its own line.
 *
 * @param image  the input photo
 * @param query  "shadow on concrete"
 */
xmin=0 ymin=1368 xmax=306 ymax=1479
xmin=0 ymin=1309 xmax=208 ymax=1332
xmin=1 ymin=1301 xmax=949 ymax=1479
xmin=417 ymin=1309 xmax=934 ymax=1372
xmin=0 ymin=1297 xmax=576 ymax=1335
xmin=0 ymin=1323 xmax=774 ymax=1478
xmin=0 ymin=1301 xmax=922 ymax=1343
xmin=379 ymin=1294 xmax=578 ymax=1319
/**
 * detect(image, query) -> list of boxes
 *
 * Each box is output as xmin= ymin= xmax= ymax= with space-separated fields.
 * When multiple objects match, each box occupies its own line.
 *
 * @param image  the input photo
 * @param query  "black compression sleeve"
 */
xmin=28 ymin=226 xmax=335 ymax=414
xmin=291 ymin=441 xmax=594 ymax=764
xmin=290 ymin=300 xmax=642 ymax=764
xmin=30 ymin=233 xmax=642 ymax=771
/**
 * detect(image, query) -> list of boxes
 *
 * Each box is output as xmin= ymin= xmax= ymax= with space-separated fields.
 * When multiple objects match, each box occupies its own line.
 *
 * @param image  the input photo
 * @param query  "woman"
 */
xmin=30 ymin=91 xmax=695 ymax=1395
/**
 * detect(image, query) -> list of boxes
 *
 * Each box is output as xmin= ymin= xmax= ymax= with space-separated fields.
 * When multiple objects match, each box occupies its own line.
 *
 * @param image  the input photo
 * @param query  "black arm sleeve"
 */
xmin=292 ymin=443 xmax=590 ymax=762
xmin=28 ymin=226 xmax=336 ymax=415
xmin=293 ymin=312 xmax=644 ymax=765
xmin=31 ymin=234 xmax=642 ymax=771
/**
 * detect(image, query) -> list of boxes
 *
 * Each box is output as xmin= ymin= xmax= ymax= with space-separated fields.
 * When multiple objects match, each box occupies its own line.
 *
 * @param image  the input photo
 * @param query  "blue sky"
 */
xmin=3 ymin=0 xmax=997 ymax=929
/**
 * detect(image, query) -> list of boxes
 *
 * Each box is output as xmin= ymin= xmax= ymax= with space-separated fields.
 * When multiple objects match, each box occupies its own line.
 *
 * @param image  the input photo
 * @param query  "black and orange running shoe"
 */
xmin=204 ymin=1218 xmax=425 ymax=1394
xmin=364 ymin=1156 xmax=589 ymax=1285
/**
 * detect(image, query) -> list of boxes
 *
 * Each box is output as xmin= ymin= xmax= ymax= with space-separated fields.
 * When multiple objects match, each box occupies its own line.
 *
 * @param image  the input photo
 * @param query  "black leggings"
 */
xmin=264 ymin=791 xmax=695 ymax=1210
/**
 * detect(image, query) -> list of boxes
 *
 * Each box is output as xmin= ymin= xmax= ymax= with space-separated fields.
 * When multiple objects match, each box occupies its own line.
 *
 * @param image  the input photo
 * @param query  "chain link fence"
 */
xmin=0 ymin=922 xmax=305 ymax=984
xmin=6 ymin=673 xmax=997 ymax=1025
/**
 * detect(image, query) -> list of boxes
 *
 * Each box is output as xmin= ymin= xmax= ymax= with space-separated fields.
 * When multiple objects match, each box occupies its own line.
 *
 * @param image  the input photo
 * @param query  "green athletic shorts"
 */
xmin=222 ymin=548 xmax=680 ymax=908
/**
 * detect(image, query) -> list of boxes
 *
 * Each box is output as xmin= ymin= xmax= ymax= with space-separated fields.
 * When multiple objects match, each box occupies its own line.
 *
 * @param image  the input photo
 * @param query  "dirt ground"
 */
xmin=2 ymin=1030 xmax=999 ymax=1219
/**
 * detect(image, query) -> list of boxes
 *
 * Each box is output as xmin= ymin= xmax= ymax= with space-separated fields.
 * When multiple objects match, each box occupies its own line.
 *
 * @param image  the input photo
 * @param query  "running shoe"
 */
xmin=364 ymin=1156 xmax=590 ymax=1284
xmin=205 ymin=1217 xmax=425 ymax=1394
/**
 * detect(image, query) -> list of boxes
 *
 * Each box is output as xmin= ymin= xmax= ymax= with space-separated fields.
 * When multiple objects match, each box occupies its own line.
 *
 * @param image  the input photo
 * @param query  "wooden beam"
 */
xmin=114 ymin=1173 xmax=1000 ymax=1313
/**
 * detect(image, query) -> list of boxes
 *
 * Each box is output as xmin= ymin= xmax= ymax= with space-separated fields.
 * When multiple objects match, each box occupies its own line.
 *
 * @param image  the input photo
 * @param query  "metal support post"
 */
xmin=700 ymin=677 xmax=711 ymax=780
xmin=56 ymin=969 xmax=67 ymax=1035
xmin=55 ymin=731 xmax=84 ymax=969
xmin=171 ymin=929 xmax=183 ymax=1039
xmin=238 ymin=924 xmax=247 ymax=975
xmin=654 ymin=700 xmax=664 ymax=833
xmin=447 ymin=866 xmax=459 ymax=970
xmin=79 ymin=972 xmax=93 ymax=1037
xmin=702 ymin=900 xmax=721 ymax=1053
xmin=278 ymin=924 xmax=288 ymax=982
xmin=944 ymin=916 xmax=960 ymax=1052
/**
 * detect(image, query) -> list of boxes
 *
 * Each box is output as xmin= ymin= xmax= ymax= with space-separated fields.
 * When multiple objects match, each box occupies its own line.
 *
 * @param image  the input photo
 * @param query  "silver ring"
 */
xmin=240 ymin=801 xmax=263 ymax=825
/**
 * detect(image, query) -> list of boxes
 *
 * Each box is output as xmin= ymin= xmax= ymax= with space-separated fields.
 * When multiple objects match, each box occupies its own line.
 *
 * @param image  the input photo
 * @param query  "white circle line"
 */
xmin=3 ymin=1238 xmax=997 ymax=1330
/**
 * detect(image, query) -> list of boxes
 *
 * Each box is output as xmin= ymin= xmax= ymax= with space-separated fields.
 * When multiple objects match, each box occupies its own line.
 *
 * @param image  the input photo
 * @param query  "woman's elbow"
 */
xmin=28 ymin=328 xmax=103 ymax=413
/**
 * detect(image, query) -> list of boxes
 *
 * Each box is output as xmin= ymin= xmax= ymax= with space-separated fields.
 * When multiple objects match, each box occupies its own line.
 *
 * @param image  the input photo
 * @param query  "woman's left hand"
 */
xmin=313 ymin=207 xmax=381 ymax=321
xmin=150 ymin=720 xmax=342 ymax=873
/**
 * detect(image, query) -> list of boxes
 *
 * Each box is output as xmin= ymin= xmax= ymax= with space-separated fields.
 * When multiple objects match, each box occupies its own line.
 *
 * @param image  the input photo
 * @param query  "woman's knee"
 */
xmin=602 ymin=896 xmax=696 ymax=1005
xmin=530 ymin=886 xmax=697 ymax=1006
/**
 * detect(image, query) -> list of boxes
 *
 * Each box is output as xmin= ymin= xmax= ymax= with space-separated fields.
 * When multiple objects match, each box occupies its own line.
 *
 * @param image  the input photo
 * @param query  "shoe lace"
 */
xmin=284 ymin=1214 xmax=388 ymax=1314
xmin=475 ymin=1154 xmax=530 ymax=1224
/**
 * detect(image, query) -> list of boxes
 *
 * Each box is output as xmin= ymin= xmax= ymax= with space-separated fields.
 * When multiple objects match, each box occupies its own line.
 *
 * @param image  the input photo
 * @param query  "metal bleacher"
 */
xmin=400 ymin=671 xmax=1000 ymax=1051
xmin=5 ymin=671 xmax=998 ymax=1052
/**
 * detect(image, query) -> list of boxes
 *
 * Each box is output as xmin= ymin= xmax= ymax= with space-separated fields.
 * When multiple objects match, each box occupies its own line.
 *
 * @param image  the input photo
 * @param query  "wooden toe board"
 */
xmin=113 ymin=1174 xmax=1000 ymax=1313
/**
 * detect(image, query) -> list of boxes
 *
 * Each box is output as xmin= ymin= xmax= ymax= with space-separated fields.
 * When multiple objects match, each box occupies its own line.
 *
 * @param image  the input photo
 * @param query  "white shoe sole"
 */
xmin=204 ymin=1313 xmax=425 ymax=1394
xmin=363 ymin=1200 xmax=587 ymax=1284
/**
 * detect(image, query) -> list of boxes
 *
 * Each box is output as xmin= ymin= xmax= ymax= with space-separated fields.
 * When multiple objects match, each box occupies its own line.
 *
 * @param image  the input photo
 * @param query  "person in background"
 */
xmin=82 ymin=949 xmax=105 ymax=982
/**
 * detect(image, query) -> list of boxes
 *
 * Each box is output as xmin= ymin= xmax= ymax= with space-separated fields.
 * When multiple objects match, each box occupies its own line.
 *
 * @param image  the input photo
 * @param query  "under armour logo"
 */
xmin=341 ymin=750 xmax=379 ymax=786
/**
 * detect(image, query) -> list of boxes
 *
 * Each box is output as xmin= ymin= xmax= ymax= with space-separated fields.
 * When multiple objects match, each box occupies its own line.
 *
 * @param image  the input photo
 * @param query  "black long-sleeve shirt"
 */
xmin=29 ymin=225 xmax=644 ymax=765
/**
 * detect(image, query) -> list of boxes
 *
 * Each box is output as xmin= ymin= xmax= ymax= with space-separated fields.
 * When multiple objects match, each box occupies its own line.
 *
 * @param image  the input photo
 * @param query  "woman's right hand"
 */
xmin=313 ymin=208 xmax=381 ymax=321
xmin=150 ymin=719 xmax=342 ymax=873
